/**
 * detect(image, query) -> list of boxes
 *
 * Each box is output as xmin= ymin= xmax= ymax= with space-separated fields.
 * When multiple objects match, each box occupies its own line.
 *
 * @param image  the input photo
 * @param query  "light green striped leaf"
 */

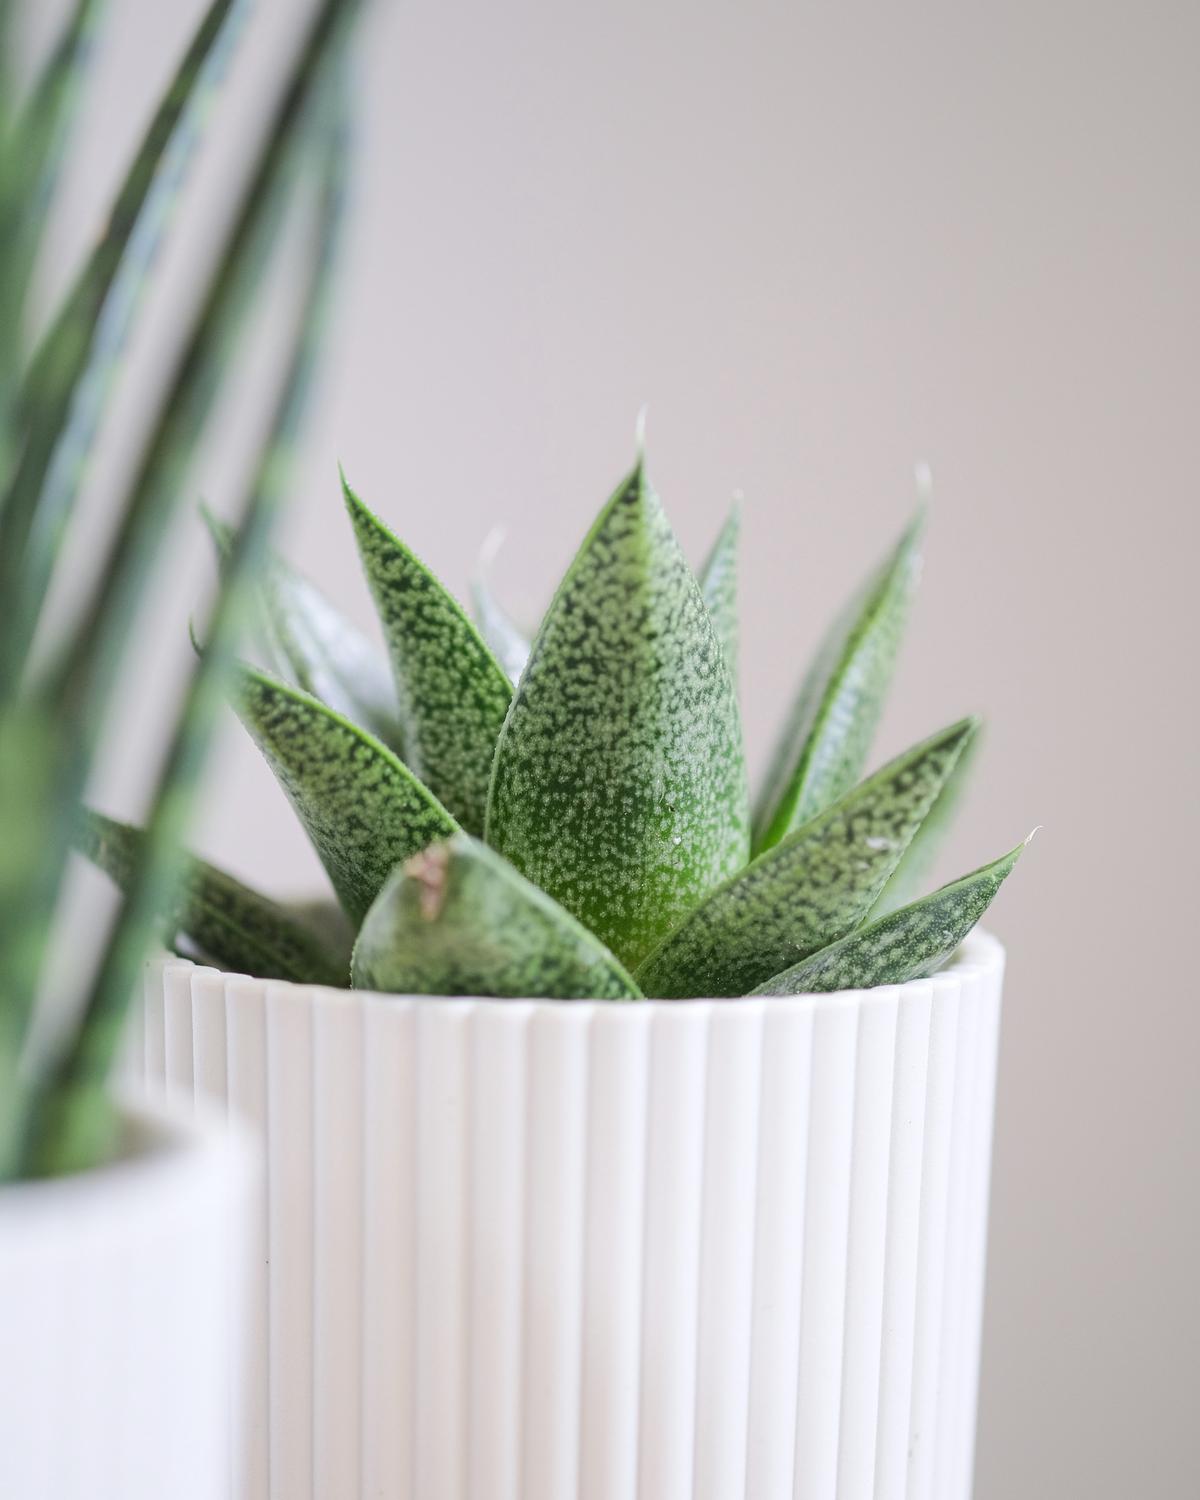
xmin=485 ymin=456 xmax=750 ymax=970
xmin=23 ymin=43 xmax=357 ymax=1180
xmin=0 ymin=0 xmax=100 ymax=480
xmin=343 ymin=477 xmax=512 ymax=834
xmin=203 ymin=507 xmax=404 ymax=755
xmin=870 ymin=719 xmax=982 ymax=917
xmin=752 ymin=835 xmax=1029 ymax=995
xmin=0 ymin=0 xmax=246 ymax=687
xmin=635 ymin=715 xmax=979 ymax=998
xmin=78 ymin=811 xmax=350 ymax=986
xmin=753 ymin=512 xmax=923 ymax=855
xmin=53 ymin=0 xmax=357 ymax=734
xmin=352 ymin=833 xmax=641 ymax=999
xmin=232 ymin=663 xmax=456 ymax=924
xmin=698 ymin=501 xmax=740 ymax=688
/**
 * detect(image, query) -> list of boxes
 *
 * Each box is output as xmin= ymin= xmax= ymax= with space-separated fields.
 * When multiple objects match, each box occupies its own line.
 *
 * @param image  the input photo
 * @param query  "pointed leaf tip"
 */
xmin=486 ymin=463 xmax=749 ymax=969
xmin=634 ymin=714 xmax=979 ymax=998
xmin=752 ymin=835 xmax=1025 ymax=996
xmin=342 ymin=480 xmax=512 ymax=833
xmin=753 ymin=511 xmax=924 ymax=853
xmin=231 ymin=663 xmax=457 ymax=924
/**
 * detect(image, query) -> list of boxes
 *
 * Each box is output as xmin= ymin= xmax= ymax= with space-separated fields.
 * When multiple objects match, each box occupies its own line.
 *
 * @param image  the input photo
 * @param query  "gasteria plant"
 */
xmin=87 ymin=453 xmax=1031 ymax=1002
xmin=0 ymin=0 xmax=361 ymax=1179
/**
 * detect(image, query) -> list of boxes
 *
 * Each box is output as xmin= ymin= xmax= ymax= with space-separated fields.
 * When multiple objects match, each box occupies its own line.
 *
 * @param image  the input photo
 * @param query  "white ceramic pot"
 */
xmin=137 ymin=929 xmax=1005 ymax=1500
xmin=0 ymin=1096 xmax=255 ymax=1500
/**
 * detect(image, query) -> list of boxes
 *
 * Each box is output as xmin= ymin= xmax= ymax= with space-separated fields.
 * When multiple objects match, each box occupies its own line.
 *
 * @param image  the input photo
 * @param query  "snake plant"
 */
xmin=87 ymin=449 xmax=1030 ymax=1002
xmin=0 ymin=0 xmax=361 ymax=1179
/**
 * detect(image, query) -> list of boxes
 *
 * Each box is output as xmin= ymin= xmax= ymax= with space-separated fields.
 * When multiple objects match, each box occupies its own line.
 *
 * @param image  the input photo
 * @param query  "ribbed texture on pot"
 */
xmin=137 ymin=929 xmax=1004 ymax=1500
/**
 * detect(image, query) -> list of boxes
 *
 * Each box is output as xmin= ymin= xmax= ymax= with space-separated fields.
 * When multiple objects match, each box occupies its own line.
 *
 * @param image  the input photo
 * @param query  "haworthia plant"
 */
xmin=232 ymin=664 xmax=456 ymax=924
xmin=343 ymin=475 xmax=512 ymax=834
xmin=753 ymin=512 xmax=923 ymax=854
xmin=85 ymin=441 xmax=1028 ymax=1004
xmin=485 ymin=458 xmax=750 ymax=969
xmin=634 ymin=715 xmax=979 ymax=999
xmin=78 ymin=811 xmax=350 ymax=986
xmin=352 ymin=834 xmax=641 ymax=999
xmin=752 ymin=838 xmax=1030 ymax=995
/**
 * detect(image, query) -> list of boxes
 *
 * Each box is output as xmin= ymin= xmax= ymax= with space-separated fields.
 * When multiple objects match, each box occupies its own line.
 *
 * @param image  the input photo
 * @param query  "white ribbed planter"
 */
xmin=137 ymin=929 xmax=1005 ymax=1500
xmin=0 ymin=1097 xmax=256 ymax=1500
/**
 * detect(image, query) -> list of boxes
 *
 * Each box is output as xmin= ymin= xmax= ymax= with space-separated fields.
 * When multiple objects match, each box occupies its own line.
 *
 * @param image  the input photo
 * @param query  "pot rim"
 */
xmin=157 ymin=926 xmax=1005 ymax=1016
xmin=0 ymin=1091 xmax=244 ymax=1216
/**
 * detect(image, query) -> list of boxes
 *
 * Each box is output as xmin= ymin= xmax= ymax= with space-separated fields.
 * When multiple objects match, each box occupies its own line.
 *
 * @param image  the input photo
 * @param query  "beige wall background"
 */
xmin=30 ymin=0 xmax=1198 ymax=1494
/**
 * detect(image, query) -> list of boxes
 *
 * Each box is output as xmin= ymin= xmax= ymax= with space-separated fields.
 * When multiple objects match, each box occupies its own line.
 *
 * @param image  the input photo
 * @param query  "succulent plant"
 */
xmin=87 ymin=448 xmax=1030 ymax=1002
xmin=0 ymin=0 xmax=361 ymax=1179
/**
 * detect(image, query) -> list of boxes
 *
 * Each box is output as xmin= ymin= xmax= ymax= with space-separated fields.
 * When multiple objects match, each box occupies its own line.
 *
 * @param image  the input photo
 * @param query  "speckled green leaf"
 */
xmin=78 ymin=810 xmax=350 ymax=986
xmin=204 ymin=507 xmax=404 ymax=755
xmin=698 ymin=502 xmax=740 ymax=688
xmin=485 ymin=457 xmax=750 ymax=970
xmin=752 ymin=836 xmax=1028 ymax=995
xmin=753 ymin=513 xmax=923 ymax=855
xmin=635 ymin=715 xmax=979 ymax=998
xmin=870 ymin=720 xmax=982 ymax=918
xmin=343 ymin=477 xmax=512 ymax=833
xmin=232 ymin=663 xmax=457 ymax=924
xmin=352 ymin=833 xmax=641 ymax=999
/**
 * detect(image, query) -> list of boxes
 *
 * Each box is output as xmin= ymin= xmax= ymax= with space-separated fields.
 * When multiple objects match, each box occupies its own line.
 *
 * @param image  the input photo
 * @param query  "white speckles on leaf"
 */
xmin=343 ymin=476 xmax=512 ymax=834
xmin=753 ymin=511 xmax=923 ymax=854
xmin=232 ymin=663 xmax=457 ymax=924
xmin=634 ymin=716 xmax=978 ymax=998
xmin=77 ymin=809 xmax=350 ymax=986
xmin=352 ymin=834 xmax=641 ymax=998
xmin=485 ymin=458 xmax=749 ymax=970
xmin=752 ymin=838 xmax=1025 ymax=995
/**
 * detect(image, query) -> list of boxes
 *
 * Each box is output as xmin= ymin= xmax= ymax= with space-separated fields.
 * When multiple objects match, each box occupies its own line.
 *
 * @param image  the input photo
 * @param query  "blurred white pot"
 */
xmin=0 ymin=1097 xmax=256 ymax=1500
xmin=137 ymin=928 xmax=1005 ymax=1500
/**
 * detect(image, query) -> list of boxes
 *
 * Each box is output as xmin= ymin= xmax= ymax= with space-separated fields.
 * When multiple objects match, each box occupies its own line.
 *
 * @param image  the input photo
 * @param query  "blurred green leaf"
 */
xmin=0 ymin=702 xmax=61 ymax=1177
xmin=22 ymin=2 xmax=360 ymax=1177
xmin=53 ymin=0 xmax=355 ymax=743
xmin=0 ymin=0 xmax=101 ymax=493
xmin=0 ymin=0 xmax=246 ymax=686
